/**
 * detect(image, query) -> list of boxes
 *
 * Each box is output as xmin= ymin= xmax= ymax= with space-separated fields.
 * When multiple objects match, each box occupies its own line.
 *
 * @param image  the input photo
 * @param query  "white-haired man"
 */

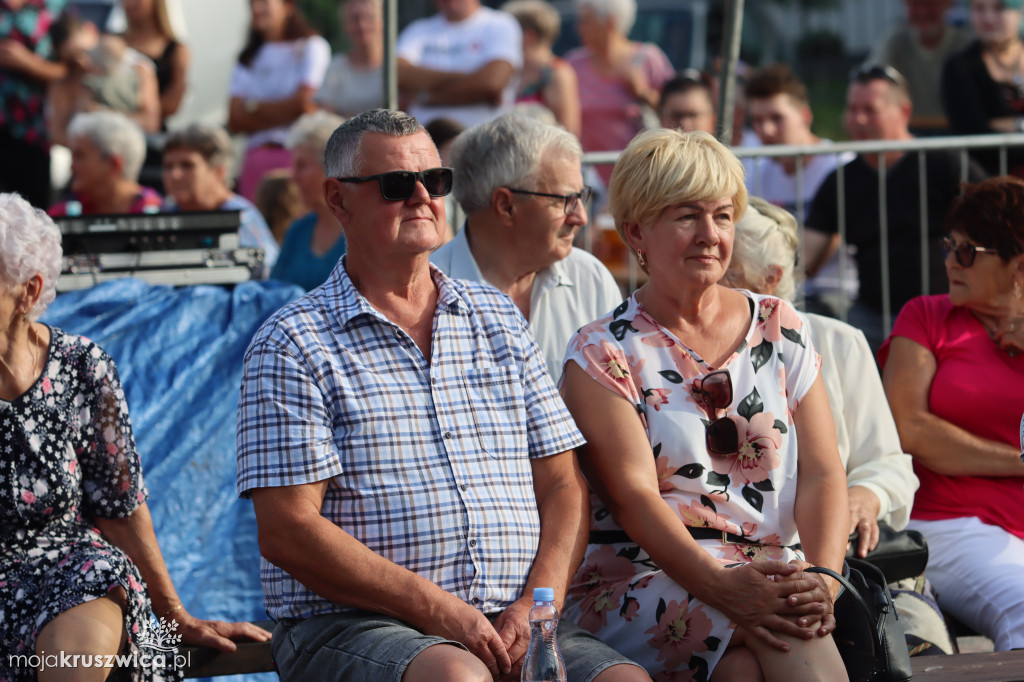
xmin=237 ymin=109 xmax=648 ymax=682
xmin=431 ymin=113 xmax=621 ymax=381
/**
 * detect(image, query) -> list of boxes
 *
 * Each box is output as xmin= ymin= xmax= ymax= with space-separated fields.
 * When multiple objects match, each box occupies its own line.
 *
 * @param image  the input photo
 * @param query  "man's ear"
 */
xmin=493 ymin=187 xmax=516 ymax=224
xmin=323 ymin=178 xmax=348 ymax=222
xmin=801 ymin=103 xmax=813 ymax=129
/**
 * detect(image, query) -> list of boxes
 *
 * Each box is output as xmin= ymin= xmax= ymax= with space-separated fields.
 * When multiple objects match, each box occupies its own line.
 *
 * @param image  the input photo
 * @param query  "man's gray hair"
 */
xmin=575 ymin=0 xmax=636 ymax=36
xmin=0 ymin=193 xmax=62 ymax=320
xmin=451 ymin=112 xmax=582 ymax=214
xmin=323 ymin=108 xmax=424 ymax=178
xmin=68 ymin=111 xmax=146 ymax=182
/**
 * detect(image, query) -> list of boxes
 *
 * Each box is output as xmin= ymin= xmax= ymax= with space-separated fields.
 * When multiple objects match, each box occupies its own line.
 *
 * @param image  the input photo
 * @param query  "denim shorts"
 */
xmin=272 ymin=609 xmax=642 ymax=682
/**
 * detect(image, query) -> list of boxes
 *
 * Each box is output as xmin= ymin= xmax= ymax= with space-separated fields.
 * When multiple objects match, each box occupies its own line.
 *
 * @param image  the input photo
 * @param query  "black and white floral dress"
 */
xmin=0 ymin=327 xmax=179 ymax=682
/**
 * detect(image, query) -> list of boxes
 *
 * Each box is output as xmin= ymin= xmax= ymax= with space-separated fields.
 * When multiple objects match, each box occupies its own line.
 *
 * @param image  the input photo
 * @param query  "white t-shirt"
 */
xmin=229 ymin=36 xmax=331 ymax=148
xmin=746 ymin=143 xmax=859 ymax=299
xmin=314 ymin=54 xmax=384 ymax=118
xmin=397 ymin=7 xmax=522 ymax=128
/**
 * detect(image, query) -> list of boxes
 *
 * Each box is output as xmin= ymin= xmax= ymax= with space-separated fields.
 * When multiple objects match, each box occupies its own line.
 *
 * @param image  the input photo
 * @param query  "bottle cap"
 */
xmin=533 ymin=587 xmax=555 ymax=602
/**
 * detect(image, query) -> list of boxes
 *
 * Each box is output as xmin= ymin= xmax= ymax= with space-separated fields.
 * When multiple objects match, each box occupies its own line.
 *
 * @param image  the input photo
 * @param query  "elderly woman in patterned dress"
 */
xmin=560 ymin=130 xmax=849 ymax=682
xmin=0 ymin=192 xmax=269 ymax=682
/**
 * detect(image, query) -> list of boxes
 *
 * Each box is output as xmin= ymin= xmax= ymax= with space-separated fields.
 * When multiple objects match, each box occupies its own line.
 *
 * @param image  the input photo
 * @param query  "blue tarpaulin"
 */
xmin=44 ymin=278 xmax=304 ymax=682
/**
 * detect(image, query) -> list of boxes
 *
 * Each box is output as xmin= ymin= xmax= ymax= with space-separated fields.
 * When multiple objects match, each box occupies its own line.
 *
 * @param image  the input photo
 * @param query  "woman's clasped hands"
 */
xmin=704 ymin=559 xmax=837 ymax=652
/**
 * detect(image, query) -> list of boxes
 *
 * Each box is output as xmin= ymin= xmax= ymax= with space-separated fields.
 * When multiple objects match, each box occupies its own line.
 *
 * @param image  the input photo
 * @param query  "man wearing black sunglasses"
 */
xmin=237 ymin=109 xmax=645 ymax=682
xmin=803 ymin=64 xmax=986 ymax=348
xmin=431 ymin=113 xmax=622 ymax=381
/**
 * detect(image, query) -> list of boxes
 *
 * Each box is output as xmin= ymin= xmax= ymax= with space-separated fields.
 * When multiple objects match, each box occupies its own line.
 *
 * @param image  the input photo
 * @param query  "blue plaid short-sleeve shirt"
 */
xmin=237 ymin=260 xmax=585 ymax=619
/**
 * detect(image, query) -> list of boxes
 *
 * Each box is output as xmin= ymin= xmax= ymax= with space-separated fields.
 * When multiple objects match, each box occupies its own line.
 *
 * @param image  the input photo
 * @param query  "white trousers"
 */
xmin=907 ymin=516 xmax=1024 ymax=650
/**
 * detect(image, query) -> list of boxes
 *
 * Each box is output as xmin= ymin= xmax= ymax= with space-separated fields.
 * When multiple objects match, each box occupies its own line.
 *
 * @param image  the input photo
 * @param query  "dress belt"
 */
xmin=589 ymin=528 xmax=798 ymax=549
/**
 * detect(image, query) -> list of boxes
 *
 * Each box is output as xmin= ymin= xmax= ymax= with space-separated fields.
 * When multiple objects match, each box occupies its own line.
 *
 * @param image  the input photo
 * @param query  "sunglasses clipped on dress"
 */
xmin=335 ymin=167 xmax=454 ymax=201
xmin=692 ymin=370 xmax=739 ymax=455
xmin=941 ymin=236 xmax=998 ymax=268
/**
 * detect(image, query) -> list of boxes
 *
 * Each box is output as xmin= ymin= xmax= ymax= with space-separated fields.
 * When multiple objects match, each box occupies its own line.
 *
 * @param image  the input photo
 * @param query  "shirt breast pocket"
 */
xmin=463 ymin=365 xmax=528 ymax=459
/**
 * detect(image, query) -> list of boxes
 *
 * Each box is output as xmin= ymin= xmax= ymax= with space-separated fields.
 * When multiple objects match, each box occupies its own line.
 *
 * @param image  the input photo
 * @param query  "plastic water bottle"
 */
xmin=521 ymin=587 xmax=566 ymax=682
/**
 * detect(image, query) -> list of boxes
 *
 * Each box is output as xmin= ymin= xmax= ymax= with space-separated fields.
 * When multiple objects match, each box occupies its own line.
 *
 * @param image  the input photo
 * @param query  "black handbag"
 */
xmin=807 ymin=558 xmax=913 ymax=682
xmin=846 ymin=521 xmax=928 ymax=583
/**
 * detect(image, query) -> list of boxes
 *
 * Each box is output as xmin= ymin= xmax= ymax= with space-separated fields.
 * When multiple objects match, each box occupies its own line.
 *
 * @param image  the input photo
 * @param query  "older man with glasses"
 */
xmin=237 ymin=109 xmax=647 ymax=682
xmin=431 ymin=113 xmax=622 ymax=381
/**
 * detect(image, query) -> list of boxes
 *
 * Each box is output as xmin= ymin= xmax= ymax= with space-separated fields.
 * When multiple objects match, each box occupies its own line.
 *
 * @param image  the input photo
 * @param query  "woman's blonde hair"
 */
xmin=502 ymin=0 xmax=561 ymax=46
xmin=731 ymin=196 xmax=801 ymax=302
xmin=608 ymin=129 xmax=748 ymax=267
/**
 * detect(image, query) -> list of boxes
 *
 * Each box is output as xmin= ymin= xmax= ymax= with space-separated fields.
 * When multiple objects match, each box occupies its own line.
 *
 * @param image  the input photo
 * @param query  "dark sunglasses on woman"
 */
xmin=693 ymin=370 xmax=739 ymax=455
xmin=941 ymin=236 xmax=998 ymax=268
xmin=335 ymin=167 xmax=454 ymax=201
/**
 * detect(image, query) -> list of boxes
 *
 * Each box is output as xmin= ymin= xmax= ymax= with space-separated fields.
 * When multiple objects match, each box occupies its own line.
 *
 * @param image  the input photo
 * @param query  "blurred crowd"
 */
xmin=4 ymin=1 xmax=1024 ymax=680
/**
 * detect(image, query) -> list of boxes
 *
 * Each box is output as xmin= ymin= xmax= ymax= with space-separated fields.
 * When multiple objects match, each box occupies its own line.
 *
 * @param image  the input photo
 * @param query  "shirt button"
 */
xmin=472 ymin=597 xmax=480 ymax=604
xmin=460 ymin=483 xmax=468 ymax=491
xmin=431 ymin=377 xmax=437 ymax=385
xmin=444 ymin=431 xmax=453 ymax=439
xmin=469 ymin=539 xmax=477 ymax=547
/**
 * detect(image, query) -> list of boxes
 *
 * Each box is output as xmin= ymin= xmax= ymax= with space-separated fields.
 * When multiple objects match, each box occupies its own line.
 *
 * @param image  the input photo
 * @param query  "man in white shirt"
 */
xmin=431 ymin=113 xmax=622 ymax=381
xmin=397 ymin=0 xmax=522 ymax=128
xmin=744 ymin=64 xmax=858 ymax=317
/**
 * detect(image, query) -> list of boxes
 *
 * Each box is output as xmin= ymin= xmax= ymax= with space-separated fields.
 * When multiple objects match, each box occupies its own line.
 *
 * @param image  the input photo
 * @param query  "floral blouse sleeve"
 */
xmin=562 ymin=301 xmax=645 ymax=407
xmin=76 ymin=343 xmax=148 ymax=520
xmin=750 ymin=297 xmax=821 ymax=421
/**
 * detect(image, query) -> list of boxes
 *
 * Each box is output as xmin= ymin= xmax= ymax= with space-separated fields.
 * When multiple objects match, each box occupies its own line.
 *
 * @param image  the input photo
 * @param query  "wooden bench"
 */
xmin=912 ymin=650 xmax=1024 ymax=681
xmin=178 ymin=622 xmax=1024 ymax=680
xmin=180 ymin=621 xmax=274 ymax=679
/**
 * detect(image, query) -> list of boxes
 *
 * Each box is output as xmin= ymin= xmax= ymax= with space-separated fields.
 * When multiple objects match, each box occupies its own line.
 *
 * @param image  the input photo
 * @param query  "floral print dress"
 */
xmin=0 ymin=327 xmax=179 ymax=682
xmin=561 ymin=292 xmax=821 ymax=681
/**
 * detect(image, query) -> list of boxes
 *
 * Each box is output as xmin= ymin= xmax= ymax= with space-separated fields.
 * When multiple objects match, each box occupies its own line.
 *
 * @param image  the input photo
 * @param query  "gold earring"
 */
xmin=636 ymin=250 xmax=646 ymax=267
xmin=1014 ymin=279 xmax=1023 ymax=300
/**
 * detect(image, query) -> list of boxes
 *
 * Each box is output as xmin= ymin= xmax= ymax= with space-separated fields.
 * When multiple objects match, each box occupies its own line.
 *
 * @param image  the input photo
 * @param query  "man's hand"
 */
xmin=493 ymin=597 xmax=533 ymax=681
xmin=421 ymin=594 xmax=512 ymax=679
xmin=848 ymin=486 xmax=882 ymax=558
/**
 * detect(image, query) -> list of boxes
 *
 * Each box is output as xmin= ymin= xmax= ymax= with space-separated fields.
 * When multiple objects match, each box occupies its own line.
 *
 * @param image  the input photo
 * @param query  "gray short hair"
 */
xmin=164 ymin=123 xmax=234 ymax=175
xmin=575 ymin=0 xmax=636 ymax=35
xmin=0 ymin=193 xmax=62 ymax=319
xmin=68 ymin=110 xmax=147 ymax=182
xmin=323 ymin=108 xmax=423 ymax=178
xmin=731 ymin=196 xmax=801 ymax=302
xmin=451 ymin=113 xmax=583 ymax=214
xmin=287 ymin=110 xmax=347 ymax=165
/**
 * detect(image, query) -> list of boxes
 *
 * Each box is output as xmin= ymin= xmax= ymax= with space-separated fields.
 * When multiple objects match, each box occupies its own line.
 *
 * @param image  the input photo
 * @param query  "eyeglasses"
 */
xmin=335 ymin=167 xmax=453 ymax=201
xmin=849 ymin=63 xmax=907 ymax=89
xmin=693 ymin=370 xmax=739 ymax=455
xmin=941 ymin=236 xmax=999 ymax=268
xmin=506 ymin=186 xmax=593 ymax=215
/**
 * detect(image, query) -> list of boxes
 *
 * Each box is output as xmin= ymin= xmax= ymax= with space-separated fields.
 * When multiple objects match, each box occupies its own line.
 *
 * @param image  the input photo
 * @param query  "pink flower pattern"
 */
xmin=644 ymin=600 xmax=713 ymax=670
xmin=709 ymin=412 xmax=783 ymax=485
xmin=564 ymin=292 xmax=820 ymax=677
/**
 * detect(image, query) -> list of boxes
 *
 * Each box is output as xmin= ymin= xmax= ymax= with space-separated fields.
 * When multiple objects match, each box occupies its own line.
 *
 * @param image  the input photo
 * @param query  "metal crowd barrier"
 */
xmin=580 ymin=132 xmax=1024 ymax=336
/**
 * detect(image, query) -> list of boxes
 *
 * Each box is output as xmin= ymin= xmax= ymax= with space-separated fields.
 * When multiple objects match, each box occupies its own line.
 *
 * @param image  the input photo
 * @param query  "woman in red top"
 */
xmin=881 ymin=176 xmax=1024 ymax=651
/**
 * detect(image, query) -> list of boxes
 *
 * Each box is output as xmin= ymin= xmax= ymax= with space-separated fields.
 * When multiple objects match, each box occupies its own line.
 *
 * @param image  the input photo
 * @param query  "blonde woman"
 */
xmin=122 ymin=0 xmax=191 ymax=125
xmin=560 ymin=130 xmax=848 ymax=681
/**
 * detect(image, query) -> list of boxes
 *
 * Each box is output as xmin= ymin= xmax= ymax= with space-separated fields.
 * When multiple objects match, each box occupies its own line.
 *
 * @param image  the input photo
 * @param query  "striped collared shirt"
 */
xmin=236 ymin=258 xmax=585 ymax=619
